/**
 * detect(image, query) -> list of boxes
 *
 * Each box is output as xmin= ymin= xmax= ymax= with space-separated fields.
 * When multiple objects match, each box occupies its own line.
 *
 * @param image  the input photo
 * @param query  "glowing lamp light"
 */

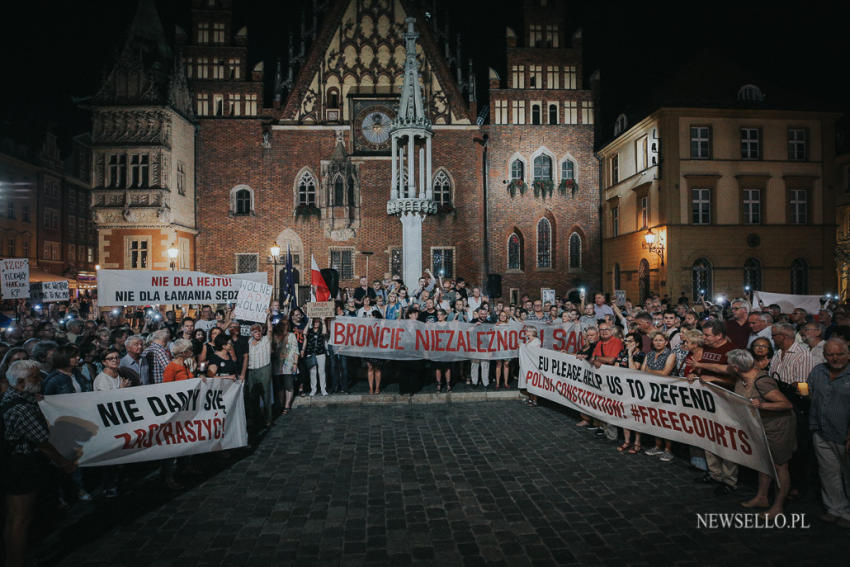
xmin=270 ymin=244 xmax=281 ymax=258
xmin=167 ymin=247 xmax=179 ymax=259
xmin=95 ymin=264 xmax=101 ymax=271
xmin=644 ymin=230 xmax=656 ymax=245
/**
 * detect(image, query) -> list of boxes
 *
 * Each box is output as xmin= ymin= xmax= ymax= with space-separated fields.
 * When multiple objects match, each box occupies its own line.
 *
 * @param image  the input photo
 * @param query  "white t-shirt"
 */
xmin=93 ymin=371 xmax=121 ymax=391
xmin=195 ymin=319 xmax=217 ymax=333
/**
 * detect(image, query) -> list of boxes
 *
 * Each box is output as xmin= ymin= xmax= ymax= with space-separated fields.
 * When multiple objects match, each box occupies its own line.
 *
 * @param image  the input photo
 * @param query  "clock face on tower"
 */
xmin=352 ymin=101 xmax=396 ymax=154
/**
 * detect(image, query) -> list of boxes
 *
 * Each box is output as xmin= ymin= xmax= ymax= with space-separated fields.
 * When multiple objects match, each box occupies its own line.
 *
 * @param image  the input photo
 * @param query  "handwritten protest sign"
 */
xmin=304 ymin=301 xmax=335 ymax=319
xmin=30 ymin=281 xmax=70 ymax=303
xmin=96 ymin=270 xmax=267 ymax=306
xmin=232 ymin=280 xmax=273 ymax=323
xmin=1 ymin=258 xmax=30 ymax=299
xmin=519 ymin=343 xmax=775 ymax=478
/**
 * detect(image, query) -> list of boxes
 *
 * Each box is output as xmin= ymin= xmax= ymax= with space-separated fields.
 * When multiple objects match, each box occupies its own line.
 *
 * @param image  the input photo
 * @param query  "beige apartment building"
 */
xmin=599 ymin=85 xmax=839 ymax=304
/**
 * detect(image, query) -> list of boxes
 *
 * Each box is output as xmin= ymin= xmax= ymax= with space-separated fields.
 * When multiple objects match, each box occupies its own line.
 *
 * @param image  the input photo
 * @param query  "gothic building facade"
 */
xmin=92 ymin=0 xmax=601 ymax=299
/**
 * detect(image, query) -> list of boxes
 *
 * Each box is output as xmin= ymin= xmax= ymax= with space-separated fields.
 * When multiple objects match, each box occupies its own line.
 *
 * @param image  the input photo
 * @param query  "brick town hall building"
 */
xmin=89 ymin=0 xmax=600 ymax=301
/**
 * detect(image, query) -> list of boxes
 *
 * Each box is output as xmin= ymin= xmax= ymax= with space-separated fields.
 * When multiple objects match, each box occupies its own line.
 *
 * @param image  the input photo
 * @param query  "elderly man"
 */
xmin=726 ymin=299 xmax=751 ymax=349
xmin=142 ymin=329 xmax=172 ymax=385
xmin=2 ymin=360 xmax=76 ymax=567
xmin=769 ymin=322 xmax=815 ymax=387
xmin=121 ymin=335 xmax=150 ymax=385
xmin=689 ymin=320 xmax=738 ymax=494
xmin=353 ymin=276 xmax=376 ymax=307
xmin=802 ymin=322 xmax=826 ymax=365
xmin=592 ymin=293 xmax=615 ymax=321
xmin=807 ymin=338 xmax=850 ymax=528
xmin=747 ymin=312 xmax=774 ymax=348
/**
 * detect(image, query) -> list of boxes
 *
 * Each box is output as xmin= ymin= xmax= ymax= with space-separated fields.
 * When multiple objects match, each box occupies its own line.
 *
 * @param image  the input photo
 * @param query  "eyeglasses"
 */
xmin=104 ymin=356 xmax=120 ymax=361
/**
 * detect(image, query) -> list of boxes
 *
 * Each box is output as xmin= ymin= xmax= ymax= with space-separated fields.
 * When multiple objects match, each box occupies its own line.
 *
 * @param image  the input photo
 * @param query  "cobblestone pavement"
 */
xmin=38 ymin=399 xmax=841 ymax=566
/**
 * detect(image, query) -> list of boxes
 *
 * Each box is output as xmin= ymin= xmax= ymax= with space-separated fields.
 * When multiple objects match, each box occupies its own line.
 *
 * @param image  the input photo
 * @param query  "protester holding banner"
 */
xmin=641 ymin=331 xmax=678 ymax=462
xmin=728 ymin=349 xmax=795 ymax=518
xmin=247 ymin=315 xmax=274 ymax=428
xmin=2 ymin=359 xmax=77 ymax=567
xmin=272 ymin=320 xmax=300 ymax=414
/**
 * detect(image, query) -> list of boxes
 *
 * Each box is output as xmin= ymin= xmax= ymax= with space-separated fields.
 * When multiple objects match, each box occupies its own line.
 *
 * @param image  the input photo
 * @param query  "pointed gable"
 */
xmin=281 ymin=0 xmax=472 ymax=125
xmin=93 ymin=0 xmax=192 ymax=117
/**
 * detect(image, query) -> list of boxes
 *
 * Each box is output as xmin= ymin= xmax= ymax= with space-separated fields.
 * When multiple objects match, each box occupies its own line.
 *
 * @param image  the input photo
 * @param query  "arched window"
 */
xmin=613 ymin=263 xmax=621 ymax=290
xmin=229 ymin=184 xmax=254 ymax=215
xmin=743 ymin=258 xmax=762 ymax=291
xmin=432 ymin=169 xmax=452 ymax=206
xmin=511 ymin=159 xmax=524 ymax=181
xmin=737 ymin=84 xmax=764 ymax=103
xmin=235 ymin=189 xmax=251 ymax=215
xmin=548 ymin=104 xmax=557 ymax=124
xmin=508 ymin=232 xmax=523 ymax=271
xmin=333 ymin=175 xmax=344 ymax=206
xmin=531 ymin=104 xmax=541 ymax=125
xmin=537 ymin=218 xmax=551 ymax=268
xmin=533 ymin=155 xmax=552 ymax=181
xmin=791 ymin=258 xmax=808 ymax=294
xmin=692 ymin=258 xmax=713 ymax=301
xmin=327 ymin=87 xmax=340 ymax=108
xmin=569 ymin=232 xmax=581 ymax=270
xmin=297 ymin=170 xmax=317 ymax=206
xmin=347 ymin=176 xmax=356 ymax=221
xmin=561 ymin=159 xmax=575 ymax=181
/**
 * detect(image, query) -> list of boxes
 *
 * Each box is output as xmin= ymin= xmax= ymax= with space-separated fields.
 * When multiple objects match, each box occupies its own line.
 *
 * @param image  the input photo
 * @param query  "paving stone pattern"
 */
xmin=44 ymin=400 xmax=841 ymax=566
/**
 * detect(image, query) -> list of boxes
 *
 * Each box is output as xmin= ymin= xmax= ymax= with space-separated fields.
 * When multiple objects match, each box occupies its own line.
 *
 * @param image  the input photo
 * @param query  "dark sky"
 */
xmin=2 ymin=0 xmax=847 ymax=153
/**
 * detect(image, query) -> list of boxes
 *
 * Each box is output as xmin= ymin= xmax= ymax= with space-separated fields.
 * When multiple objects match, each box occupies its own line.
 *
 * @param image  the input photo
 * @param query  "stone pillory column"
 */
xmin=386 ymin=17 xmax=436 ymax=287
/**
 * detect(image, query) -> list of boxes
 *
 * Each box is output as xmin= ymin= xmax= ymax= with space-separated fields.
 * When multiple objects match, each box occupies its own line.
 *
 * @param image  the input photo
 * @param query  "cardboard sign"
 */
xmin=30 ymin=281 xmax=70 ymax=303
xmin=304 ymin=301 xmax=335 ymax=319
xmin=1 ymin=258 xmax=30 ymax=299
xmin=614 ymin=290 xmax=626 ymax=306
xmin=232 ymin=280 xmax=273 ymax=323
xmin=541 ymin=288 xmax=556 ymax=305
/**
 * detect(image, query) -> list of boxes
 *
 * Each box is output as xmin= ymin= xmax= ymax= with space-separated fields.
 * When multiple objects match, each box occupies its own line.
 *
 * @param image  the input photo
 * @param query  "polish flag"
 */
xmin=311 ymin=255 xmax=331 ymax=302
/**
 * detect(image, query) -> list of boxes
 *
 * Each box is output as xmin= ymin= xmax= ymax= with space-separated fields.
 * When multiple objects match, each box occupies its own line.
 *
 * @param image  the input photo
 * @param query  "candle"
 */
xmin=797 ymin=382 xmax=809 ymax=396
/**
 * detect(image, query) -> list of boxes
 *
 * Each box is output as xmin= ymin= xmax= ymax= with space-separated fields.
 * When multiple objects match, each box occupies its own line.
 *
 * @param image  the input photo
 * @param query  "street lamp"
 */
xmin=642 ymin=228 xmax=665 ymax=265
xmin=167 ymin=246 xmax=179 ymax=271
xmin=270 ymin=242 xmax=281 ymax=301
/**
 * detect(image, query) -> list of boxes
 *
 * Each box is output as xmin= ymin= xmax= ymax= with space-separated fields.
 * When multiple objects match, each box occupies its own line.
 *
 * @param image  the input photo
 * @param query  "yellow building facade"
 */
xmin=599 ymin=102 xmax=839 ymax=304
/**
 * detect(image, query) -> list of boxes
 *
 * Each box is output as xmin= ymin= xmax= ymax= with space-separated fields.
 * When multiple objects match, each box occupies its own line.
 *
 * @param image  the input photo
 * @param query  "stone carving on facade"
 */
xmin=93 ymin=110 xmax=171 ymax=146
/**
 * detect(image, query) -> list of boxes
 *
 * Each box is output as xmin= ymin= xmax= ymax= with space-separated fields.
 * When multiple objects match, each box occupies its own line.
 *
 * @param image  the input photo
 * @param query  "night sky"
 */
xmin=2 ymin=0 xmax=847 ymax=153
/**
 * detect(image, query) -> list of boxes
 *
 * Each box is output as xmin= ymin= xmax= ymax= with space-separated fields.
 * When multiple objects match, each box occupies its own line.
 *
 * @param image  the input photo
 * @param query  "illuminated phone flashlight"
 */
xmin=154 ymin=314 xmax=162 ymax=320
xmin=744 ymin=285 xmax=750 ymax=292
xmin=700 ymin=289 xmax=705 ymax=295
xmin=579 ymin=287 xmax=585 ymax=295
xmin=34 ymin=304 xmax=42 ymax=311
xmin=146 ymin=308 xmax=153 ymax=316
xmin=112 ymin=308 xmax=120 ymax=315
xmin=715 ymin=295 xmax=725 ymax=304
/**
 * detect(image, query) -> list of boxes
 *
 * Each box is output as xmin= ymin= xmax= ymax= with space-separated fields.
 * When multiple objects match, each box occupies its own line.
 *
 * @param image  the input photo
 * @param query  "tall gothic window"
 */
xmin=743 ymin=258 xmax=762 ymax=291
xmin=533 ymin=155 xmax=552 ymax=181
xmin=561 ymin=159 xmax=575 ymax=181
xmin=537 ymin=218 xmax=552 ymax=268
xmin=692 ymin=258 xmax=713 ymax=301
xmin=297 ymin=171 xmax=317 ymax=206
xmin=569 ymin=232 xmax=581 ymax=270
xmin=432 ymin=170 xmax=452 ymax=206
xmin=333 ymin=176 xmax=344 ymax=206
xmin=790 ymin=258 xmax=808 ymax=294
xmin=508 ymin=232 xmax=523 ymax=271
xmin=347 ymin=176 xmax=356 ymax=221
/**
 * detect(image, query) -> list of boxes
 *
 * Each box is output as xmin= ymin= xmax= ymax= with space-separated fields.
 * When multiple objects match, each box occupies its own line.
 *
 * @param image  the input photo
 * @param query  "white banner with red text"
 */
xmin=96 ymin=269 xmax=268 ymax=306
xmin=329 ymin=318 xmax=584 ymax=360
xmin=519 ymin=343 xmax=776 ymax=478
xmin=39 ymin=378 xmax=247 ymax=467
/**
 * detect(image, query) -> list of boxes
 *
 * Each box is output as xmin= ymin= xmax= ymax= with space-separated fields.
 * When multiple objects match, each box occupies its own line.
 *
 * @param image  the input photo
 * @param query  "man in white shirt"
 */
xmin=747 ymin=312 xmax=774 ymax=348
xmin=801 ymin=322 xmax=826 ymax=365
xmin=195 ymin=305 xmax=217 ymax=334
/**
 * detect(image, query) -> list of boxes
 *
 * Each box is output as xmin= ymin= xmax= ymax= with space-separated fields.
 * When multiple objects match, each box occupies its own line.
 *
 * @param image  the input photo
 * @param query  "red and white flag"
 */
xmin=311 ymin=255 xmax=331 ymax=301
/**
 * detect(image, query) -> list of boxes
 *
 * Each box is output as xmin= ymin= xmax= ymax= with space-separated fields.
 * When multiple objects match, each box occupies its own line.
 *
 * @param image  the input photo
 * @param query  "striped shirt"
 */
xmin=768 ymin=340 xmax=814 ymax=384
xmin=248 ymin=334 xmax=271 ymax=370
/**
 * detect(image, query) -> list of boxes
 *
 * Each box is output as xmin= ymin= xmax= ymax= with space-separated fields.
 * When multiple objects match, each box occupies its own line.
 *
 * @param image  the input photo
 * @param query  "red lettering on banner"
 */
xmin=194 ymin=420 xmax=206 ymax=440
xmin=725 ymin=425 xmax=739 ymax=450
xmin=680 ymin=413 xmax=693 ymax=434
xmin=344 ymin=323 xmax=355 ymax=346
xmin=738 ymin=430 xmax=752 ymax=454
xmin=509 ymin=331 xmax=518 ymax=350
xmin=394 ymin=328 xmax=405 ymax=350
xmin=367 ymin=324 xmax=380 ymax=347
xmin=668 ymin=412 xmax=682 ymax=432
xmin=355 ymin=325 xmax=367 ymax=347
xmin=564 ymin=332 xmax=578 ymax=352
xmin=115 ymin=432 xmax=132 ymax=449
xmin=714 ymin=422 xmax=727 ymax=447
xmin=647 ymin=408 xmax=661 ymax=427
xmin=415 ymin=330 xmax=429 ymax=350
xmin=379 ymin=327 xmax=391 ymax=349
xmin=496 ymin=330 xmax=508 ymax=351
xmin=476 ymin=332 xmax=486 ymax=352
xmin=333 ymin=322 xmax=345 ymax=345
xmin=457 ymin=331 xmax=468 ymax=351
xmin=658 ymin=409 xmax=671 ymax=429
xmin=174 ymin=421 xmax=188 ymax=444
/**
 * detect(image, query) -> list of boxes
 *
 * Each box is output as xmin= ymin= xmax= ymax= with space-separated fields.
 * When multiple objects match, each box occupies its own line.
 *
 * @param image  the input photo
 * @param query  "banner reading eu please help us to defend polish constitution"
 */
xmin=39 ymin=379 xmax=247 ymax=467
xmin=328 ymin=318 xmax=585 ymax=361
xmin=519 ymin=344 xmax=776 ymax=479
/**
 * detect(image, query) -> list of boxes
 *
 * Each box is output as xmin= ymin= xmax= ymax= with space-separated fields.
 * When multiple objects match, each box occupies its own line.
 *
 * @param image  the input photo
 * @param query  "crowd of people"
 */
xmin=3 ymin=270 xmax=850 ymax=565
